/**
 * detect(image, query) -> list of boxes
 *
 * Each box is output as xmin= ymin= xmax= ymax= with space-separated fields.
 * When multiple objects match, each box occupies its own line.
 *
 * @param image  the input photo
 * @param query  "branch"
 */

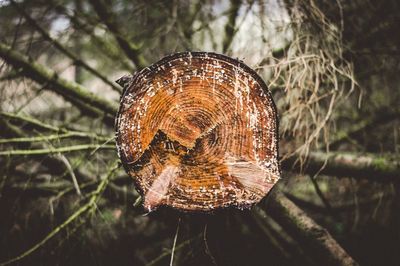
xmin=2 ymin=180 xmax=73 ymax=197
xmin=282 ymin=151 xmax=400 ymax=180
xmin=54 ymin=4 xmax=135 ymax=72
xmin=146 ymin=234 xmax=202 ymax=266
xmin=260 ymin=192 xmax=358 ymax=266
xmin=0 ymin=116 xmax=26 ymax=140
xmin=0 ymin=112 xmax=114 ymax=143
xmin=180 ymin=0 xmax=203 ymax=41
xmin=286 ymin=190 xmax=393 ymax=214
xmin=252 ymin=206 xmax=315 ymax=264
xmin=0 ymin=42 xmax=118 ymax=122
xmin=0 ymin=111 xmax=59 ymax=131
xmin=0 ymin=118 xmax=103 ymax=188
xmin=0 ymin=127 xmax=112 ymax=144
xmin=88 ymin=0 xmax=148 ymax=69
xmin=10 ymin=0 xmax=122 ymax=93
xmin=2 ymin=177 xmax=135 ymax=204
xmin=0 ymin=162 xmax=119 ymax=266
xmin=222 ymin=0 xmax=241 ymax=53
xmin=0 ymin=113 xmax=120 ymax=202
xmin=0 ymin=144 xmax=115 ymax=156
xmin=0 ymin=133 xmax=112 ymax=144
xmin=330 ymin=108 xmax=400 ymax=148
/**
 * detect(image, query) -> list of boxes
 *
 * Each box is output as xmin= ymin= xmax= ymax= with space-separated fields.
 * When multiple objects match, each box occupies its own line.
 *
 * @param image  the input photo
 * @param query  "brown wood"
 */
xmin=115 ymin=52 xmax=280 ymax=212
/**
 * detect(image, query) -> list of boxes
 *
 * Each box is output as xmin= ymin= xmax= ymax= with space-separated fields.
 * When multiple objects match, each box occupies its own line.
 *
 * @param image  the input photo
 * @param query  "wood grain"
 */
xmin=115 ymin=52 xmax=280 ymax=212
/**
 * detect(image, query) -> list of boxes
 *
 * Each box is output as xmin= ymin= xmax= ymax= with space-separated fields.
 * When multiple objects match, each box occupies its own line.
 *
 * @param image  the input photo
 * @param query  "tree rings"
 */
xmin=115 ymin=52 xmax=280 ymax=212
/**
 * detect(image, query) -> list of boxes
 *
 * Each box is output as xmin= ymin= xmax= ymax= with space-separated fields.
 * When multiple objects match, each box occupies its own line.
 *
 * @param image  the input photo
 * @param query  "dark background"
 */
xmin=0 ymin=0 xmax=399 ymax=265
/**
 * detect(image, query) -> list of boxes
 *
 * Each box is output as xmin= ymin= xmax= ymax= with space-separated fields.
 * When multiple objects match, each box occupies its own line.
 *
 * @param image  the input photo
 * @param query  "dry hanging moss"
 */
xmin=257 ymin=0 xmax=359 ymax=163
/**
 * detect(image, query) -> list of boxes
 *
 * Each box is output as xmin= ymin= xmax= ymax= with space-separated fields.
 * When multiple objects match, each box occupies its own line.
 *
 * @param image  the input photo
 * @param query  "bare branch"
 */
xmin=88 ymin=0 xmax=148 ymax=69
xmin=0 ymin=132 xmax=112 ymax=144
xmin=0 ymin=111 xmax=59 ymax=131
xmin=146 ymin=235 xmax=202 ymax=266
xmin=0 ymin=42 xmax=118 ymax=124
xmin=0 ymin=144 xmax=115 ymax=156
xmin=0 ymin=162 xmax=119 ymax=266
xmin=10 ymin=0 xmax=122 ymax=93
xmin=282 ymin=151 xmax=400 ymax=180
xmin=330 ymin=108 xmax=400 ymax=148
xmin=261 ymin=192 xmax=358 ymax=266
xmin=222 ymin=0 xmax=241 ymax=53
xmin=54 ymin=4 xmax=135 ymax=72
xmin=0 ymin=115 xmax=101 ymax=186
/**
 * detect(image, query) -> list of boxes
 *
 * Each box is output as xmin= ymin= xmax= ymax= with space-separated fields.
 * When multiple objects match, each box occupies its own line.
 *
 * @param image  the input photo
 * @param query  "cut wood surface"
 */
xmin=115 ymin=52 xmax=280 ymax=212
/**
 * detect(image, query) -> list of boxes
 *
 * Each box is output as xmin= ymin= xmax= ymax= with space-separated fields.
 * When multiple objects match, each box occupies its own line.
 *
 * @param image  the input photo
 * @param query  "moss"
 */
xmin=372 ymin=157 xmax=391 ymax=171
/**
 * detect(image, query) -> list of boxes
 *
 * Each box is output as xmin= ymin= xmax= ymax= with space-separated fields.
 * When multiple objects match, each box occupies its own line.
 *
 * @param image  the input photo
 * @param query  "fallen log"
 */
xmin=259 ymin=192 xmax=358 ymax=266
xmin=282 ymin=151 xmax=400 ymax=180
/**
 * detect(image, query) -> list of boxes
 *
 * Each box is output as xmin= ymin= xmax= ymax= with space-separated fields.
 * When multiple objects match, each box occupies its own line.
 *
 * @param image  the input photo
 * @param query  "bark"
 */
xmin=0 ymin=42 xmax=117 ymax=125
xmin=115 ymin=52 xmax=280 ymax=212
xmin=261 ymin=192 xmax=358 ymax=266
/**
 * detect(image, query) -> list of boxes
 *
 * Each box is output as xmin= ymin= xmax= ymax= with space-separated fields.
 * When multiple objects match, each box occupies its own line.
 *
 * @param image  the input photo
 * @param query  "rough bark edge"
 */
xmin=114 ymin=51 xmax=281 ymax=213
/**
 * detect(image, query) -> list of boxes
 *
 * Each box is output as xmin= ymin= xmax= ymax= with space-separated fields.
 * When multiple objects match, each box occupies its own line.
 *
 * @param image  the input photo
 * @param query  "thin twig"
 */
xmin=170 ymin=218 xmax=181 ymax=266
xmin=222 ymin=0 xmax=241 ymax=53
xmin=203 ymin=224 xmax=218 ymax=266
xmin=88 ymin=0 xmax=148 ymax=69
xmin=0 ymin=132 xmax=112 ymax=144
xmin=0 ymin=42 xmax=118 ymax=123
xmin=58 ymin=154 xmax=81 ymax=196
xmin=0 ymin=111 xmax=59 ymax=132
xmin=146 ymin=234 xmax=202 ymax=266
xmin=9 ymin=0 xmax=122 ymax=93
xmin=0 ymin=144 xmax=115 ymax=156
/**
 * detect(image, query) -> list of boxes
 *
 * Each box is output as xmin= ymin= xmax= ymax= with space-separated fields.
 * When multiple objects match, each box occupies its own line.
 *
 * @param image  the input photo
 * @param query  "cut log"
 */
xmin=115 ymin=52 xmax=280 ymax=212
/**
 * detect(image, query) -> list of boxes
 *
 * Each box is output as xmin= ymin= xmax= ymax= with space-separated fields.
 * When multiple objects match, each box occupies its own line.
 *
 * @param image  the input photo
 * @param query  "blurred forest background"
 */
xmin=0 ymin=0 xmax=399 ymax=265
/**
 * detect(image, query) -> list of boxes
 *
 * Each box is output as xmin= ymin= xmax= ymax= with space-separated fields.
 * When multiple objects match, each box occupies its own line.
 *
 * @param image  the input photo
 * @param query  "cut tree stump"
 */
xmin=115 ymin=52 xmax=280 ymax=212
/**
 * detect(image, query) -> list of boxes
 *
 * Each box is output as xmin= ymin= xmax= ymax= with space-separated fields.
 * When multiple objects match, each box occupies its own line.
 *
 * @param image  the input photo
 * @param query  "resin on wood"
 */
xmin=115 ymin=52 xmax=280 ymax=212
